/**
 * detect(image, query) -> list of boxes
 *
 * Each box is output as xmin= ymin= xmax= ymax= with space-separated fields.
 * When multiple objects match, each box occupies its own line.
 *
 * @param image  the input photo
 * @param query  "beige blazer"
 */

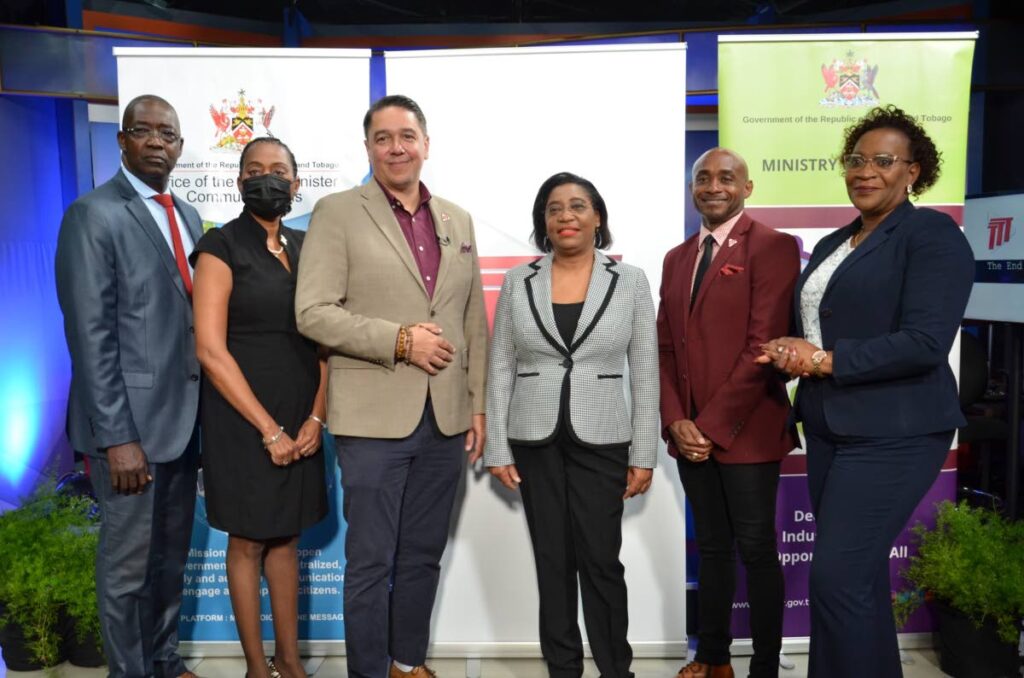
xmin=295 ymin=180 xmax=487 ymax=438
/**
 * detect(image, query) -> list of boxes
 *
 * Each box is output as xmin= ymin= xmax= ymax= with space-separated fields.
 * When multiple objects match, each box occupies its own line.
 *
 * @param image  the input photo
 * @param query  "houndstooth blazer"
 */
xmin=485 ymin=251 xmax=659 ymax=468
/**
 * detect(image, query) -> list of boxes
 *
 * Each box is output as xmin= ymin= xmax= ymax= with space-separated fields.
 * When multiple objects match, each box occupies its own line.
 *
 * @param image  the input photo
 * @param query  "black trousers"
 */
xmin=799 ymin=383 xmax=951 ymax=678
xmin=677 ymin=456 xmax=783 ymax=678
xmin=512 ymin=428 xmax=634 ymax=678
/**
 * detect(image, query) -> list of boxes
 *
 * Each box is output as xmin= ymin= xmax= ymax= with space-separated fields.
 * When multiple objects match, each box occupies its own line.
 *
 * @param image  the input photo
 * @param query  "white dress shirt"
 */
xmin=121 ymin=164 xmax=195 ymax=275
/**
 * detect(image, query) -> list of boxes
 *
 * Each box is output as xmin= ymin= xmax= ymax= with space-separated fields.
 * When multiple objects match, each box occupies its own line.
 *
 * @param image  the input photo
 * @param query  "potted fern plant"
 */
xmin=0 ymin=480 xmax=102 ymax=670
xmin=895 ymin=500 xmax=1023 ymax=678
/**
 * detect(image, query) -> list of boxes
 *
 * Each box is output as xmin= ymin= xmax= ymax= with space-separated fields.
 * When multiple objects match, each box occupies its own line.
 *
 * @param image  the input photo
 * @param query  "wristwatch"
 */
xmin=810 ymin=350 xmax=828 ymax=377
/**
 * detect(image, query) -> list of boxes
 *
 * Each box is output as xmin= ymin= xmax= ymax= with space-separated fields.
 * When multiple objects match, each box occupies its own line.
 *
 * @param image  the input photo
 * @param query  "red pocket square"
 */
xmin=719 ymin=264 xmax=745 ymax=276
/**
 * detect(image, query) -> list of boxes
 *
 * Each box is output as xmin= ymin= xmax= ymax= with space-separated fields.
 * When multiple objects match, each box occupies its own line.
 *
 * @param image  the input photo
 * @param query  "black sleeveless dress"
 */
xmin=189 ymin=212 xmax=327 ymax=540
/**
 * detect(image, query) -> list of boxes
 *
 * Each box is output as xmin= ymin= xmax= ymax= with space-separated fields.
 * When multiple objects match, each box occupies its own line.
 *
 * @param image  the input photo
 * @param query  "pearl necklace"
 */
xmin=267 ymin=232 xmax=288 ymax=256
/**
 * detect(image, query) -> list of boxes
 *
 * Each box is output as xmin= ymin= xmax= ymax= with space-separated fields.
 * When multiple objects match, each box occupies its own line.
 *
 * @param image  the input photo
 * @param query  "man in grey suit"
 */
xmin=55 ymin=94 xmax=203 ymax=678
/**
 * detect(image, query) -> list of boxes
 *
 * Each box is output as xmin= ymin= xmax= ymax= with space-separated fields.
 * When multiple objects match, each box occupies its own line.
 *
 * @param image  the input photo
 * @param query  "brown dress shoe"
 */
xmin=675 ymin=661 xmax=735 ymax=678
xmin=389 ymin=664 xmax=437 ymax=678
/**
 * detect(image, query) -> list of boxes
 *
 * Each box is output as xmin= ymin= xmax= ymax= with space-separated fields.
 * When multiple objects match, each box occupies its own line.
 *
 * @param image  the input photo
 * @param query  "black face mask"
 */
xmin=241 ymin=174 xmax=293 ymax=220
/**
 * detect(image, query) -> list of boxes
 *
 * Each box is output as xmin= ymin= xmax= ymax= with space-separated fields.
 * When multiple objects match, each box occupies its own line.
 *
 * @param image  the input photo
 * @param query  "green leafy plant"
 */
xmin=895 ymin=500 xmax=1024 ymax=643
xmin=0 ymin=481 xmax=101 ymax=667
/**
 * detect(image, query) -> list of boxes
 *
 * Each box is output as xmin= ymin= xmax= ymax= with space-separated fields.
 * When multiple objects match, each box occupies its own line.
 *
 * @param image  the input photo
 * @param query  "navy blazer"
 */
xmin=794 ymin=200 xmax=974 ymax=437
xmin=56 ymin=170 xmax=203 ymax=461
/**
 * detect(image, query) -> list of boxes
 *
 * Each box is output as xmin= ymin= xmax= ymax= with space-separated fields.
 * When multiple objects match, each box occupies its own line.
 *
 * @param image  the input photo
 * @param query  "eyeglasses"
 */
xmin=545 ymin=201 xmax=591 ymax=218
xmin=123 ymin=127 xmax=181 ymax=144
xmin=842 ymin=153 xmax=914 ymax=171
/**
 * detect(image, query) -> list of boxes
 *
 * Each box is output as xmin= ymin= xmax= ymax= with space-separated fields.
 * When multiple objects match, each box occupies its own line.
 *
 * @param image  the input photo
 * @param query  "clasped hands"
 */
xmin=754 ymin=336 xmax=823 ymax=379
xmin=406 ymin=322 xmax=456 ymax=375
xmin=669 ymin=419 xmax=713 ymax=463
xmin=400 ymin=324 xmax=485 ymax=464
xmin=264 ymin=417 xmax=324 ymax=467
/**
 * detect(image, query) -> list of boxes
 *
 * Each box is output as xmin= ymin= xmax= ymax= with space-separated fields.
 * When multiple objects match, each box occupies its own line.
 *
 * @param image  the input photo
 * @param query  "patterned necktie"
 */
xmin=691 ymin=234 xmax=716 ymax=308
xmin=151 ymin=194 xmax=193 ymax=296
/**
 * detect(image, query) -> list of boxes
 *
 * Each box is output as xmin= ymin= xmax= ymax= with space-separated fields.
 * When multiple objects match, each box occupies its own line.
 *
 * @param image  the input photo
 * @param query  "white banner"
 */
xmin=386 ymin=43 xmax=689 ymax=654
xmin=115 ymin=48 xmax=371 ymax=230
xmin=115 ymin=47 xmax=371 ymax=644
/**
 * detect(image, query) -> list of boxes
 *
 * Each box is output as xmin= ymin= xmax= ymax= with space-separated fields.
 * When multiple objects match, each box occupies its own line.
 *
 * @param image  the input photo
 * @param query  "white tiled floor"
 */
xmin=1 ymin=650 xmax=951 ymax=677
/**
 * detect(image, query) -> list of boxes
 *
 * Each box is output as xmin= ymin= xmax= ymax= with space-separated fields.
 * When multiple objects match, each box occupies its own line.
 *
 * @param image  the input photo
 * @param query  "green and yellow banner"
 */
xmin=716 ymin=32 xmax=976 ymax=639
xmin=719 ymin=33 xmax=976 ymax=236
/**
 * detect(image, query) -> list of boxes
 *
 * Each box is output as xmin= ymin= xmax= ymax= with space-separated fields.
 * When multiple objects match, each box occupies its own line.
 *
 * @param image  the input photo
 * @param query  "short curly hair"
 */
xmin=840 ymin=105 xmax=942 ymax=196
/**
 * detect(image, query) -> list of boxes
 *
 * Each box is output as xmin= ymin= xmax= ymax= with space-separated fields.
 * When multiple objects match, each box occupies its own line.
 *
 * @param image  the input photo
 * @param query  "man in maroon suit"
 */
xmin=658 ymin=148 xmax=800 ymax=678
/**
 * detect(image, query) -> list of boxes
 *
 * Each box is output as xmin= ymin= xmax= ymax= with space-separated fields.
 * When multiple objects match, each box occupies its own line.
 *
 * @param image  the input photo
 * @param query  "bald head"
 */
xmin=691 ymin=147 xmax=753 ymax=229
xmin=692 ymin=147 xmax=751 ymax=182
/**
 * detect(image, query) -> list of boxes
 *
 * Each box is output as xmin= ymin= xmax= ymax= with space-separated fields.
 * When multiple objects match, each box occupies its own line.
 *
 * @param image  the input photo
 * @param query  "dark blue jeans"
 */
xmin=677 ymin=456 xmax=783 ymax=678
xmin=335 ymin=404 xmax=463 ymax=678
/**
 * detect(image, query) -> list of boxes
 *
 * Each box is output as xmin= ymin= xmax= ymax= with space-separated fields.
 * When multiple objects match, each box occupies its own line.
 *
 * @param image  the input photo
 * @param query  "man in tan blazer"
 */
xmin=295 ymin=94 xmax=487 ymax=678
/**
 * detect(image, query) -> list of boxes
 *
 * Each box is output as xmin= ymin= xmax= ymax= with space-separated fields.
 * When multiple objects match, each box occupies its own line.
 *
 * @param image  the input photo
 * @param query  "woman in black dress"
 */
xmin=192 ymin=137 xmax=328 ymax=678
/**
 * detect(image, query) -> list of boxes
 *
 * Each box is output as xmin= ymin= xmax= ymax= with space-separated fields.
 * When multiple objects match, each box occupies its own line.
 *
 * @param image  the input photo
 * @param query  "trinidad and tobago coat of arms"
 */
xmin=820 ymin=51 xmax=879 ymax=107
xmin=208 ymin=89 xmax=276 ymax=151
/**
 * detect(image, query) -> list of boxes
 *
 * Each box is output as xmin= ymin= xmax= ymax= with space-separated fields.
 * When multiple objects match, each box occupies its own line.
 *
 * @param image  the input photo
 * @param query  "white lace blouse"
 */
xmin=800 ymin=237 xmax=854 ymax=348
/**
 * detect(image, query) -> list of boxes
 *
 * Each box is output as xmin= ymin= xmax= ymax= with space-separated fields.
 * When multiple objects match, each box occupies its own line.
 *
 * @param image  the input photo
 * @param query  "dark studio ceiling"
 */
xmin=110 ymin=0 xmax=922 ymax=25
xmin=4 ymin=0 xmax=1021 ymax=29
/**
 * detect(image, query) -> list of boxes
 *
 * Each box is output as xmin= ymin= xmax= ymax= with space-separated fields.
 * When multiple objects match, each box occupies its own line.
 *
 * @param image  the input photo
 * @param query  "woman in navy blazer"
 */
xmin=757 ymin=106 xmax=974 ymax=677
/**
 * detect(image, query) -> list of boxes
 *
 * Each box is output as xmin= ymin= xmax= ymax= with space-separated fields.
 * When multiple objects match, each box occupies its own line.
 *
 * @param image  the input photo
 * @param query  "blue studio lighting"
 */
xmin=0 ymin=366 xmax=41 ymax=486
xmin=0 ymin=96 xmax=74 ymax=506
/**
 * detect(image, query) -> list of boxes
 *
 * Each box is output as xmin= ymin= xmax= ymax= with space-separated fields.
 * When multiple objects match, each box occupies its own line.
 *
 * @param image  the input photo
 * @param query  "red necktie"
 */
xmin=151 ymin=194 xmax=193 ymax=296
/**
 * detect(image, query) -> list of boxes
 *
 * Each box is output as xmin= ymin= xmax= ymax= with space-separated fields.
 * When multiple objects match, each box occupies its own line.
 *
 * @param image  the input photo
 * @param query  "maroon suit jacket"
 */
xmin=658 ymin=213 xmax=800 ymax=464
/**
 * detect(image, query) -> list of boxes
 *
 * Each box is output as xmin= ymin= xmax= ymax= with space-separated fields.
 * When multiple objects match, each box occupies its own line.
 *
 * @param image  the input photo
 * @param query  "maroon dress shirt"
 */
xmin=378 ymin=179 xmax=441 ymax=299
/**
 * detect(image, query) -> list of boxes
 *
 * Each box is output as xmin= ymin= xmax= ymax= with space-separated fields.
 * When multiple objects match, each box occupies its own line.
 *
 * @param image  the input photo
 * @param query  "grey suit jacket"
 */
xmin=55 ymin=169 xmax=203 ymax=461
xmin=485 ymin=252 xmax=659 ymax=468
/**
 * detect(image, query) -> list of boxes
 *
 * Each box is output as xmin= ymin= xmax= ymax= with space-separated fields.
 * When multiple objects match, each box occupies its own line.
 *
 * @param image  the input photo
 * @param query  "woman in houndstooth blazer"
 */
xmin=485 ymin=172 xmax=659 ymax=678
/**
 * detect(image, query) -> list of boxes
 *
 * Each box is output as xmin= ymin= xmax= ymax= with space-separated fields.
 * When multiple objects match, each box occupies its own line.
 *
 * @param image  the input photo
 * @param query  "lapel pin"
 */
xmin=441 ymin=212 xmax=451 ymax=222
xmin=460 ymin=241 xmax=473 ymax=253
xmin=728 ymin=238 xmax=737 ymax=248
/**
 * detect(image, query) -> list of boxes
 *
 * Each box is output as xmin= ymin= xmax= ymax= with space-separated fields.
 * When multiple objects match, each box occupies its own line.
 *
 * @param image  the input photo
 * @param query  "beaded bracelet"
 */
xmin=403 ymin=325 xmax=413 ymax=364
xmin=262 ymin=426 xmax=284 ymax=448
xmin=395 ymin=325 xmax=409 ymax=362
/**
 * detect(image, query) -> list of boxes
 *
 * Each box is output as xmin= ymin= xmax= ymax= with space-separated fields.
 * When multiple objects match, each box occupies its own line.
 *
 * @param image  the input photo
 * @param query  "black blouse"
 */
xmin=553 ymin=301 xmax=584 ymax=349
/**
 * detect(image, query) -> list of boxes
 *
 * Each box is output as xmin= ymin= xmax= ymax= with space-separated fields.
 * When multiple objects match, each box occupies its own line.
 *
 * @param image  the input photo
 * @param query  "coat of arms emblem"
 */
xmin=209 ymin=89 xmax=276 ymax=151
xmin=820 ymin=51 xmax=879 ymax=108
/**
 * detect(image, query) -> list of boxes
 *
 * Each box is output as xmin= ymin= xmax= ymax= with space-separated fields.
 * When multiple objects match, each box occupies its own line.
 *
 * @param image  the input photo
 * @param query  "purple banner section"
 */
xmin=744 ymin=204 xmax=965 ymax=230
xmin=725 ymin=453 xmax=956 ymax=638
